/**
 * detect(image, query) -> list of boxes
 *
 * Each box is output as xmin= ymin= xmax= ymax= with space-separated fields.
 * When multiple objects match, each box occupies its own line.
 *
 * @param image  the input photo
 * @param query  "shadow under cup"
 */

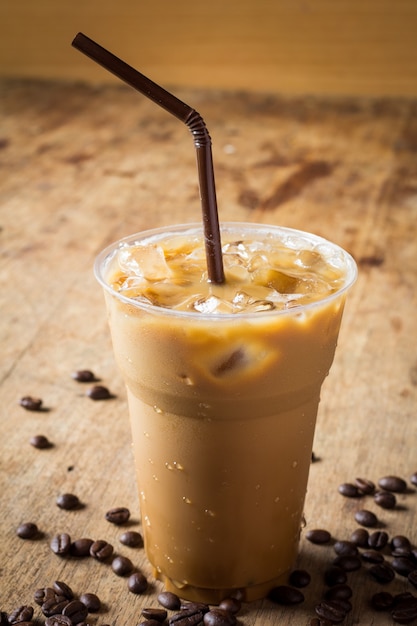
xmin=95 ymin=222 xmax=357 ymax=604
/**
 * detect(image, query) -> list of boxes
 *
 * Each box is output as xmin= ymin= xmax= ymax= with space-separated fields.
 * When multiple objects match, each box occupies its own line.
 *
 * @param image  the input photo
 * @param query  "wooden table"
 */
xmin=1 ymin=79 xmax=416 ymax=625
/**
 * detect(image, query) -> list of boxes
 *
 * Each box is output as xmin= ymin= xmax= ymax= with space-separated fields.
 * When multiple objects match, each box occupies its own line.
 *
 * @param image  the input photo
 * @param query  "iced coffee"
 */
xmin=95 ymin=222 xmax=357 ymax=603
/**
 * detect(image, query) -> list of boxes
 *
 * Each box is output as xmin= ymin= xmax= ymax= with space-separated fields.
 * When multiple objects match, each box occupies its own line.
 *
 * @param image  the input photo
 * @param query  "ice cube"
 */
xmin=118 ymin=244 xmax=172 ymax=281
xmin=192 ymin=295 xmax=234 ymax=314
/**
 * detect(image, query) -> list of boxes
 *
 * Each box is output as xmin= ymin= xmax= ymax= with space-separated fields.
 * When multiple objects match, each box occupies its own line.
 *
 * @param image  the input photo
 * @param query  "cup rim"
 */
xmin=94 ymin=221 xmax=358 ymax=320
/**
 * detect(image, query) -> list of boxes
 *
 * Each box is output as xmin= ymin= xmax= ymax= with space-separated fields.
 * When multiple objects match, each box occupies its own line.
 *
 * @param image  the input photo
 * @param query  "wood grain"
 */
xmin=0 ymin=79 xmax=416 ymax=625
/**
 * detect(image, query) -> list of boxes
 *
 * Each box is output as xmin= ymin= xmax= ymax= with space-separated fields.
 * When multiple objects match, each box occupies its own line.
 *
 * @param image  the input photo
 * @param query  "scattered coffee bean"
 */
xmin=354 ymin=509 xmax=378 ymax=527
xmin=267 ymin=585 xmax=304 ymax=605
xmin=119 ymin=530 xmax=143 ymax=547
xmin=62 ymin=600 xmax=88 ymax=624
xmin=105 ymin=507 xmax=130 ymax=525
xmin=378 ymin=475 xmax=407 ymax=493
xmin=369 ymin=562 xmax=395 ymax=584
xmin=20 ymin=396 xmax=43 ymax=411
xmin=111 ymin=555 xmax=134 ymax=576
xmin=408 ymin=570 xmax=417 ymax=588
xmin=128 ymin=572 xmax=148 ymax=594
xmin=324 ymin=566 xmax=347 ymax=587
xmin=42 ymin=596 xmax=69 ymax=617
xmin=50 ymin=533 xmax=71 ymax=555
xmin=392 ymin=557 xmax=416 ymax=577
xmin=169 ymin=607 xmax=205 ymax=625
xmin=338 ymin=483 xmax=361 ymax=498
xmin=0 ymin=612 xmax=9 ymax=626
xmin=289 ymin=569 xmax=311 ymax=588
xmin=368 ymin=530 xmax=389 ymax=550
xmin=180 ymin=602 xmax=210 ymax=614
xmin=70 ymin=538 xmax=94 ymax=557
xmin=374 ymin=490 xmax=397 ymax=509
xmin=315 ymin=600 xmax=347 ymax=624
xmin=203 ymin=609 xmax=237 ymax=626
xmin=72 ymin=370 xmax=97 ymax=382
xmin=333 ymin=540 xmax=358 ymax=557
xmin=141 ymin=608 xmax=167 ymax=623
xmin=86 ymin=385 xmax=113 ymax=400
xmin=371 ymin=591 xmax=394 ymax=611
xmin=44 ymin=616 xmax=73 ymax=626
xmin=16 ymin=522 xmax=39 ymax=539
xmin=332 ymin=554 xmax=362 ymax=572
xmin=306 ymin=529 xmax=331 ymax=544
xmin=52 ymin=582 xmax=73 ymax=600
xmin=157 ymin=592 xmax=181 ymax=610
xmin=391 ymin=535 xmax=411 ymax=553
xmin=361 ymin=550 xmax=385 ymax=564
xmin=56 ymin=493 xmax=81 ymax=510
xmin=29 ymin=434 xmax=52 ymax=449
xmin=79 ymin=593 xmax=101 ymax=612
xmin=350 ymin=528 xmax=369 ymax=547
xmin=354 ymin=477 xmax=376 ymax=494
xmin=391 ymin=594 xmax=417 ymax=623
xmin=324 ymin=584 xmax=352 ymax=601
xmin=8 ymin=606 xmax=33 ymax=624
xmin=218 ymin=598 xmax=241 ymax=614
xmin=90 ymin=539 xmax=114 ymax=561
xmin=34 ymin=587 xmax=56 ymax=606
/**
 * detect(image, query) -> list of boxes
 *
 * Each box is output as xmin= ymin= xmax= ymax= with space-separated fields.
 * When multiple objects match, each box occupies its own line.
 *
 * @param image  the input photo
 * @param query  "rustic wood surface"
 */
xmin=1 ymin=79 xmax=417 ymax=625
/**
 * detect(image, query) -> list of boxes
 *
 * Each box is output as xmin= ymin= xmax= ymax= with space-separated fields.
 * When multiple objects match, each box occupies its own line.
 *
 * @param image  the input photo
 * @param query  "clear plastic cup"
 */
xmin=95 ymin=222 xmax=357 ymax=603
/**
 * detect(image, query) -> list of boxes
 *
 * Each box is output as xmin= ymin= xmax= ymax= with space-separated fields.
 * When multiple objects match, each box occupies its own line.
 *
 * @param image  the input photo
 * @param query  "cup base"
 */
xmin=154 ymin=568 xmax=291 ymax=604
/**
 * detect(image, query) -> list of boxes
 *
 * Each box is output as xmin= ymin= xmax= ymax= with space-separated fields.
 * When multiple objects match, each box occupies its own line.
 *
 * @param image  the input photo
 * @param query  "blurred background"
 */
xmin=1 ymin=0 xmax=417 ymax=97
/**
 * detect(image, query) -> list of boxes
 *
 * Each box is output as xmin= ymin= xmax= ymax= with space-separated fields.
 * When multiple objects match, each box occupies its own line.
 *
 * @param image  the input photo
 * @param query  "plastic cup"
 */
xmin=95 ymin=222 xmax=357 ymax=603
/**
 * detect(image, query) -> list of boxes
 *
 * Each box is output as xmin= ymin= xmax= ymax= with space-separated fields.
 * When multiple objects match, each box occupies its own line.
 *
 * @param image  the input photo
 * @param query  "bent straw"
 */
xmin=72 ymin=32 xmax=225 ymax=284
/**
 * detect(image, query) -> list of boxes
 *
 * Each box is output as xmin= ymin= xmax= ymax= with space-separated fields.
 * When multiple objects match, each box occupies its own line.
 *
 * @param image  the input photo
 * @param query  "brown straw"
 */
xmin=72 ymin=32 xmax=225 ymax=284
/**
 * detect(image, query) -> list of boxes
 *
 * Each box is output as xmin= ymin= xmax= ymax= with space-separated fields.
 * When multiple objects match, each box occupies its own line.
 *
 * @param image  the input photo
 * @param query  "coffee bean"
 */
xmin=169 ymin=608 xmax=205 ymax=625
xmin=50 ymin=533 xmax=71 ymax=555
xmin=30 ymin=434 xmax=52 ymax=449
xmin=267 ymin=585 xmax=304 ymax=605
xmin=111 ymin=555 xmax=134 ymax=576
xmin=333 ymin=540 xmax=358 ymax=557
xmin=79 ymin=593 xmax=101 ymax=612
xmin=315 ymin=600 xmax=347 ymax=623
xmin=52 ymin=582 xmax=73 ymax=600
xmin=0 ymin=612 xmax=9 ymax=626
xmin=371 ymin=591 xmax=394 ymax=611
xmin=391 ymin=594 xmax=417 ymax=623
xmin=354 ymin=477 xmax=376 ymax=494
xmin=408 ymin=570 xmax=417 ymax=588
xmin=105 ymin=507 xmax=130 ymax=525
xmin=338 ymin=482 xmax=361 ymax=497
xmin=119 ymin=530 xmax=143 ymax=547
xmin=62 ymin=601 xmax=88 ymax=624
xmin=391 ymin=535 xmax=411 ymax=552
xmin=288 ymin=569 xmax=311 ymax=588
xmin=332 ymin=555 xmax=362 ymax=572
xmin=369 ymin=562 xmax=395 ymax=584
xmin=70 ymin=538 xmax=94 ymax=557
xmin=90 ymin=539 xmax=114 ymax=561
xmin=56 ymin=493 xmax=81 ymax=510
xmin=374 ymin=490 xmax=397 ymax=509
xmin=141 ymin=608 xmax=167 ymax=622
xmin=20 ymin=396 xmax=43 ymax=411
xmin=218 ymin=598 xmax=241 ymax=614
xmin=378 ymin=475 xmax=407 ymax=493
xmin=180 ymin=602 xmax=210 ymax=614
xmin=41 ymin=597 xmax=69 ymax=617
xmin=306 ymin=529 xmax=331 ymax=544
xmin=368 ymin=530 xmax=389 ymax=550
xmin=34 ymin=588 xmax=56 ymax=606
xmin=392 ymin=557 xmax=416 ymax=577
xmin=128 ymin=572 xmax=148 ymax=594
xmin=324 ymin=566 xmax=347 ymax=587
xmin=8 ymin=606 xmax=33 ymax=624
xmin=71 ymin=370 xmax=97 ymax=382
xmin=86 ymin=385 xmax=113 ymax=400
xmin=350 ymin=528 xmax=369 ymax=547
xmin=45 ymin=616 xmax=73 ymax=626
xmin=361 ymin=550 xmax=385 ymax=564
xmin=16 ymin=522 xmax=39 ymax=539
xmin=324 ymin=584 xmax=352 ymax=601
xmin=203 ymin=609 xmax=237 ymax=626
xmin=157 ymin=592 xmax=181 ymax=610
xmin=354 ymin=509 xmax=378 ymax=527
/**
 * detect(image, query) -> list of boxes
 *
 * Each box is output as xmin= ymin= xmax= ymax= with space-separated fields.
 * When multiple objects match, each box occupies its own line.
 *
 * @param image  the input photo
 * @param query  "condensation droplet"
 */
xmin=255 ymin=484 xmax=261 ymax=490
xmin=182 ymin=496 xmax=192 ymax=504
xmin=165 ymin=462 xmax=174 ymax=470
xmin=292 ymin=461 xmax=298 ymax=468
xmin=154 ymin=406 xmax=163 ymax=414
xmin=274 ymin=496 xmax=280 ymax=503
xmin=173 ymin=461 xmax=184 ymax=471
xmin=143 ymin=431 xmax=150 ymax=438
xmin=144 ymin=515 xmax=151 ymax=527
xmin=300 ymin=514 xmax=307 ymax=530
xmin=204 ymin=509 xmax=216 ymax=517
xmin=152 ymin=474 xmax=159 ymax=481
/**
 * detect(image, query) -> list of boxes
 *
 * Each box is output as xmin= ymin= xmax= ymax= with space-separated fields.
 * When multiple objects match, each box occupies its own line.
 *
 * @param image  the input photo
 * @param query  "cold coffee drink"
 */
xmin=95 ymin=222 xmax=356 ymax=603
